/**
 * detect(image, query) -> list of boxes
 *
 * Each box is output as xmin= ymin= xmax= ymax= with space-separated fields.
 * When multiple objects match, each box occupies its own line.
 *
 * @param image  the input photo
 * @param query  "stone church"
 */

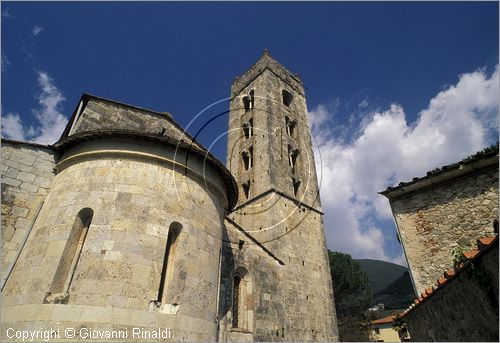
xmin=1 ymin=51 xmax=339 ymax=341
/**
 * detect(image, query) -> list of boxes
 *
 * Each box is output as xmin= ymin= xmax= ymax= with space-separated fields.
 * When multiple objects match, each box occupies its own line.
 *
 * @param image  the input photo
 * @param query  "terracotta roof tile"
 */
xmin=463 ymin=249 xmax=480 ymax=259
xmin=464 ymin=249 xmax=479 ymax=259
xmin=436 ymin=276 xmax=448 ymax=286
xmin=399 ymin=234 xmax=498 ymax=318
xmin=478 ymin=237 xmax=496 ymax=250
xmin=444 ymin=268 xmax=457 ymax=278
xmin=371 ymin=314 xmax=397 ymax=325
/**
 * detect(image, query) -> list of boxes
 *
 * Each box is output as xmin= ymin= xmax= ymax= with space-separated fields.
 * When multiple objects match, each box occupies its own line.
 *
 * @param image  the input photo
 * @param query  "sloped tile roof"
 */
xmin=371 ymin=314 xmax=398 ymax=325
xmin=399 ymin=234 xmax=498 ymax=318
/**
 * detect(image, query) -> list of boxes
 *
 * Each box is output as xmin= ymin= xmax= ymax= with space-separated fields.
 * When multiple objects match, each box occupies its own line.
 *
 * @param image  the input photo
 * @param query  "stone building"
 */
xmin=369 ymin=314 xmax=404 ymax=342
xmin=1 ymin=51 xmax=339 ymax=341
xmin=400 ymin=235 xmax=498 ymax=341
xmin=380 ymin=145 xmax=499 ymax=295
xmin=381 ymin=147 xmax=499 ymax=341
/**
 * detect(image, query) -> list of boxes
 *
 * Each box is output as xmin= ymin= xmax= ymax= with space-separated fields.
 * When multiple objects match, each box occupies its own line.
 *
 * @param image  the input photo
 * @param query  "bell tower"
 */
xmin=221 ymin=50 xmax=339 ymax=341
xmin=227 ymin=49 xmax=322 ymax=210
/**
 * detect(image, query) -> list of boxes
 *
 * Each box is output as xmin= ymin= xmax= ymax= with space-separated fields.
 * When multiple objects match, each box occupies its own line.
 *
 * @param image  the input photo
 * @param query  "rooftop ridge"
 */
xmin=380 ymin=143 xmax=499 ymax=197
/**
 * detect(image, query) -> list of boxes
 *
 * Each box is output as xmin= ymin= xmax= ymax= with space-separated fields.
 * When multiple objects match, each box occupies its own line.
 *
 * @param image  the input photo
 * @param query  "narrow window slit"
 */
xmin=44 ymin=208 xmax=93 ymax=304
xmin=152 ymin=222 xmax=182 ymax=307
xmin=293 ymin=178 xmax=301 ymax=197
xmin=242 ymin=181 xmax=251 ymax=200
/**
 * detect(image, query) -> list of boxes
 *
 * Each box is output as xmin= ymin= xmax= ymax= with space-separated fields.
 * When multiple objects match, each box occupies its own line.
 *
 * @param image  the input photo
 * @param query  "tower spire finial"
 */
xmin=262 ymin=48 xmax=271 ymax=57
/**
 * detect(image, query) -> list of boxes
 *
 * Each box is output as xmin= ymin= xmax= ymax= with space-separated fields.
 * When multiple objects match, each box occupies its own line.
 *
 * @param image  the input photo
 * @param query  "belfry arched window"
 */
xmin=242 ymin=89 xmax=255 ymax=111
xmin=242 ymin=148 xmax=253 ymax=171
xmin=249 ymin=89 xmax=255 ymax=109
xmin=285 ymin=116 xmax=296 ymax=137
xmin=242 ymin=118 xmax=253 ymax=139
xmin=288 ymin=146 xmax=300 ymax=174
xmin=282 ymin=90 xmax=293 ymax=107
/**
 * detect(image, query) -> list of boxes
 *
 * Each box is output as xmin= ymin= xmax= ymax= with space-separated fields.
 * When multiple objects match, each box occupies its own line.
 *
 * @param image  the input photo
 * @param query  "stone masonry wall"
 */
xmin=224 ymin=53 xmax=337 ymax=341
xmin=404 ymin=242 xmax=498 ymax=341
xmin=1 ymin=141 xmax=57 ymax=286
xmin=221 ymin=194 xmax=338 ymax=341
xmin=1 ymin=138 xmax=229 ymax=341
xmin=390 ymin=166 xmax=498 ymax=295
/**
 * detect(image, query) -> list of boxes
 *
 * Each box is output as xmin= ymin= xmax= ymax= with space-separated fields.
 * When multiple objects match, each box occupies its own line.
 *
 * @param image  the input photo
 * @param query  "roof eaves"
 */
xmin=380 ymin=144 xmax=499 ymax=198
xmin=1 ymin=138 xmax=54 ymax=149
xmin=371 ymin=314 xmax=397 ymax=325
xmin=53 ymin=130 xmax=238 ymax=210
xmin=400 ymin=234 xmax=498 ymax=318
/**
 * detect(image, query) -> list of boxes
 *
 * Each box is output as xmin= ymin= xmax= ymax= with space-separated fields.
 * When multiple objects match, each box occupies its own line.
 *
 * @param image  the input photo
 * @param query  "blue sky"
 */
xmin=2 ymin=2 xmax=498 ymax=265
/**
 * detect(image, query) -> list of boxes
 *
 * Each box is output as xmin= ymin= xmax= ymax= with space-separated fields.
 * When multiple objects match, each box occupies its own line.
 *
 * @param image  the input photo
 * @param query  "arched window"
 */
xmin=232 ymin=275 xmax=241 ymax=328
xmin=242 ymin=118 xmax=253 ymax=139
xmin=242 ymin=97 xmax=250 ymax=111
xmin=288 ymin=146 xmax=300 ymax=174
xmin=242 ymin=148 xmax=253 ymax=171
xmin=156 ymin=222 xmax=182 ymax=305
xmin=231 ymin=268 xmax=254 ymax=332
xmin=248 ymin=118 xmax=253 ymax=136
xmin=285 ymin=116 xmax=296 ymax=137
xmin=242 ymin=89 xmax=255 ymax=111
xmin=249 ymin=89 xmax=255 ymax=109
xmin=45 ymin=208 xmax=93 ymax=304
xmin=282 ymin=90 xmax=293 ymax=107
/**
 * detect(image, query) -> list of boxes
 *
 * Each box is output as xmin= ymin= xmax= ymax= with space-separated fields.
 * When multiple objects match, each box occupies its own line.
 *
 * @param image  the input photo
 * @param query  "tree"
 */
xmin=329 ymin=250 xmax=373 ymax=316
xmin=329 ymin=250 xmax=374 ymax=341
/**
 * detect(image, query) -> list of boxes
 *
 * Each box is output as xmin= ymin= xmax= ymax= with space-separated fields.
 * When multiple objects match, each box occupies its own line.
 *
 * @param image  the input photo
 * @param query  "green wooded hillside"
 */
xmin=355 ymin=258 xmax=415 ymax=309
xmin=356 ymin=259 xmax=408 ymax=293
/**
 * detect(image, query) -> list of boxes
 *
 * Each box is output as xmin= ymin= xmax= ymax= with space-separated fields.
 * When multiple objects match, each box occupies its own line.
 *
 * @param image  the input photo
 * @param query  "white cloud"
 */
xmin=311 ymin=66 xmax=499 ymax=265
xmin=32 ymin=26 xmax=44 ymax=37
xmin=1 ymin=70 xmax=67 ymax=144
xmin=1 ymin=113 xmax=26 ymax=141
